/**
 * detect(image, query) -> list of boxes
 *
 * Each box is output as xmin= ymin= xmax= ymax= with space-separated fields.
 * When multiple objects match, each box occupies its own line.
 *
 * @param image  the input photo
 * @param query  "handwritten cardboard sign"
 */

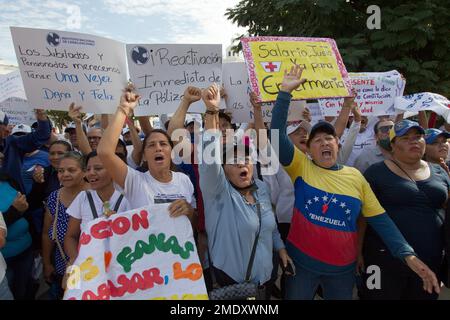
xmin=10 ymin=27 xmax=128 ymax=113
xmin=0 ymin=70 xmax=27 ymax=103
xmin=0 ymin=98 xmax=35 ymax=125
xmin=127 ymin=44 xmax=222 ymax=116
xmin=395 ymin=92 xmax=450 ymax=122
xmin=223 ymin=62 xmax=305 ymax=123
xmin=241 ymin=36 xmax=352 ymax=102
xmin=63 ymin=205 xmax=207 ymax=300
xmin=319 ymin=70 xmax=406 ymax=116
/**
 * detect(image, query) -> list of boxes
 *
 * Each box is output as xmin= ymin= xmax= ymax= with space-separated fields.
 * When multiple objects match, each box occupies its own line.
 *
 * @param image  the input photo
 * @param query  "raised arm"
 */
xmin=167 ymin=86 xmax=202 ymax=143
xmin=334 ymin=90 xmax=357 ymax=139
xmin=13 ymin=109 xmax=51 ymax=154
xmin=101 ymin=114 xmax=109 ymax=130
xmin=97 ymin=85 xmax=140 ymax=189
xmin=270 ymin=65 xmax=306 ymax=166
xmin=68 ymin=103 xmax=91 ymax=155
xmin=250 ymin=92 xmax=268 ymax=151
xmin=137 ymin=116 xmax=153 ymax=137
xmin=127 ymin=118 xmax=143 ymax=167
xmin=198 ymin=84 xmax=226 ymax=196
xmin=338 ymin=103 xmax=361 ymax=164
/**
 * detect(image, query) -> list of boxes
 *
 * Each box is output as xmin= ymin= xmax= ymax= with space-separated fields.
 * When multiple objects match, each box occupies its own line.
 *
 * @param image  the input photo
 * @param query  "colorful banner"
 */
xmin=0 ymin=70 xmax=27 ymax=103
xmin=223 ymin=62 xmax=305 ymax=123
xmin=10 ymin=27 xmax=128 ymax=113
xmin=319 ymin=70 xmax=406 ymax=116
xmin=395 ymin=92 xmax=450 ymax=122
xmin=241 ymin=37 xmax=352 ymax=102
xmin=0 ymin=98 xmax=36 ymax=126
xmin=63 ymin=205 xmax=208 ymax=300
xmin=127 ymin=44 xmax=222 ymax=116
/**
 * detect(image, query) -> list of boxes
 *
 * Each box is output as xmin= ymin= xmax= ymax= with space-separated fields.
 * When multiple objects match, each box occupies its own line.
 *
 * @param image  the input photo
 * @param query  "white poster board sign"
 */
xmin=127 ymin=44 xmax=222 ymax=116
xmin=318 ymin=70 xmax=405 ymax=116
xmin=0 ymin=70 xmax=27 ymax=102
xmin=0 ymin=97 xmax=35 ymax=125
xmin=223 ymin=62 xmax=305 ymax=123
xmin=63 ymin=205 xmax=208 ymax=300
xmin=395 ymin=92 xmax=450 ymax=122
xmin=11 ymin=27 xmax=128 ymax=113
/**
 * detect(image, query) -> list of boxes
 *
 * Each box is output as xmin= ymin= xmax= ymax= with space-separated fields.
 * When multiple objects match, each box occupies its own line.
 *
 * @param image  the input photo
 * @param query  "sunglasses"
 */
xmin=378 ymin=125 xmax=393 ymax=134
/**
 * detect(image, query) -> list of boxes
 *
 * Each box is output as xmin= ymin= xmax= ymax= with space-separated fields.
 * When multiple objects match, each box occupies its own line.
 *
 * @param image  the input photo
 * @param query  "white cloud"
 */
xmin=103 ymin=0 xmax=246 ymax=49
xmin=0 ymin=0 xmax=91 ymax=64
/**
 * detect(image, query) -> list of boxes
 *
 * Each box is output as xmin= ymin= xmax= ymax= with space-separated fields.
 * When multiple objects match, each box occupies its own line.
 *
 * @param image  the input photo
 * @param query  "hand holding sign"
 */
xmin=280 ymin=65 xmax=307 ymax=94
xmin=201 ymin=83 xmax=220 ymax=112
xmin=168 ymin=199 xmax=194 ymax=218
xmin=68 ymin=103 xmax=83 ymax=123
xmin=182 ymin=86 xmax=202 ymax=105
xmin=119 ymin=83 xmax=140 ymax=116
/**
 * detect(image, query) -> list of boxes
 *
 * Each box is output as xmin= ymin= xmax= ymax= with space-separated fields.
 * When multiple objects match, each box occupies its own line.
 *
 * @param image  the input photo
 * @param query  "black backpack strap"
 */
xmin=113 ymin=194 xmax=124 ymax=213
xmin=86 ymin=191 xmax=98 ymax=219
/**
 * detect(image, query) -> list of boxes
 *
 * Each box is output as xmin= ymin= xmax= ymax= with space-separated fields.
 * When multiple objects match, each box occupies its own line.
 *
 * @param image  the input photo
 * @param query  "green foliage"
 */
xmin=226 ymin=0 xmax=450 ymax=97
xmin=46 ymin=110 xmax=71 ymax=130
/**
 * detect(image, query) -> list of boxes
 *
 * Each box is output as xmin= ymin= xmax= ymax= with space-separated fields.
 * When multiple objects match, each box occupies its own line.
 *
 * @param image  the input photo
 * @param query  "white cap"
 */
xmin=12 ymin=124 xmax=32 ymax=135
xmin=286 ymin=121 xmax=312 ymax=136
xmin=122 ymin=127 xmax=130 ymax=136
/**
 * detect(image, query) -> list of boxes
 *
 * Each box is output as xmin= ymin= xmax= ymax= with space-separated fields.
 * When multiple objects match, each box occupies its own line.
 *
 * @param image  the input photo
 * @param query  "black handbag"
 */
xmin=208 ymin=202 xmax=264 ymax=300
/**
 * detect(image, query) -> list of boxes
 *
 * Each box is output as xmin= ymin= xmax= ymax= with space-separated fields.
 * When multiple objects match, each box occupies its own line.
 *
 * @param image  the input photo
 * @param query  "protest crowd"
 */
xmin=0 ymin=29 xmax=449 ymax=301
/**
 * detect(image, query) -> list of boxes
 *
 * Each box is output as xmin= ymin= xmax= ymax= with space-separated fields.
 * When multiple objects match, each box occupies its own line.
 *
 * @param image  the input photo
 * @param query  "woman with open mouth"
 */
xmin=97 ymin=84 xmax=195 ymax=221
xmin=271 ymin=64 xmax=440 ymax=300
xmin=198 ymin=84 xmax=293 ymax=299
xmin=63 ymin=150 xmax=131 ymax=272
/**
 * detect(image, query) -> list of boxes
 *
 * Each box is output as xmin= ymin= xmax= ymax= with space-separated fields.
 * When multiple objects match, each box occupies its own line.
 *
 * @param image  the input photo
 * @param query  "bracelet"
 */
xmin=205 ymin=109 xmax=219 ymax=115
xmin=117 ymin=106 xmax=129 ymax=117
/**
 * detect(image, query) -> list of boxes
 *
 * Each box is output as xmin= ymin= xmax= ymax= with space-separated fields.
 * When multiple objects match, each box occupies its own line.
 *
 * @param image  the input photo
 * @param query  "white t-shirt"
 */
xmin=0 ymin=213 xmax=7 ymax=283
xmin=119 ymin=167 xmax=195 ymax=210
xmin=67 ymin=190 xmax=131 ymax=230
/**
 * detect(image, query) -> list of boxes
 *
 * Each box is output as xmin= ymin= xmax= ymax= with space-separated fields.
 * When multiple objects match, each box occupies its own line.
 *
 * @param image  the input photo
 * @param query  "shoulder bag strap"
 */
xmin=86 ymin=191 xmax=98 ymax=219
xmin=113 ymin=194 xmax=124 ymax=213
xmin=244 ymin=198 xmax=262 ymax=282
xmin=52 ymin=190 xmax=68 ymax=262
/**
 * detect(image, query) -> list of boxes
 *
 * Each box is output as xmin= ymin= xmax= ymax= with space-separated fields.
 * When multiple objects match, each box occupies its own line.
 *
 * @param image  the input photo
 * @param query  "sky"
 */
xmin=0 ymin=0 xmax=246 ymax=65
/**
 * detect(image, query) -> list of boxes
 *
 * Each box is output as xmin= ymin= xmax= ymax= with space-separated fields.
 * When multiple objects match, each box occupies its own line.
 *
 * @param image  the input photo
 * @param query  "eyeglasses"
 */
xmin=378 ymin=125 xmax=393 ymax=134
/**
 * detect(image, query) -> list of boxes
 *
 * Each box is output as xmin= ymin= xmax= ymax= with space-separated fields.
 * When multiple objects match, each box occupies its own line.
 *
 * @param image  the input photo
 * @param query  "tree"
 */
xmin=226 ymin=0 xmax=450 ymax=97
xmin=46 ymin=110 xmax=72 ymax=131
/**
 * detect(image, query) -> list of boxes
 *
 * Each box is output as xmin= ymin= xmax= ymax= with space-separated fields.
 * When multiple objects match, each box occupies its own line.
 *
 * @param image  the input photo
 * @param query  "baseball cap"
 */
xmin=424 ymin=128 xmax=450 ymax=144
xmin=389 ymin=120 xmax=425 ymax=142
xmin=287 ymin=121 xmax=312 ymax=136
xmin=0 ymin=110 xmax=9 ymax=126
xmin=12 ymin=124 xmax=32 ymax=136
xmin=122 ymin=127 xmax=130 ymax=136
xmin=307 ymin=121 xmax=336 ymax=145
